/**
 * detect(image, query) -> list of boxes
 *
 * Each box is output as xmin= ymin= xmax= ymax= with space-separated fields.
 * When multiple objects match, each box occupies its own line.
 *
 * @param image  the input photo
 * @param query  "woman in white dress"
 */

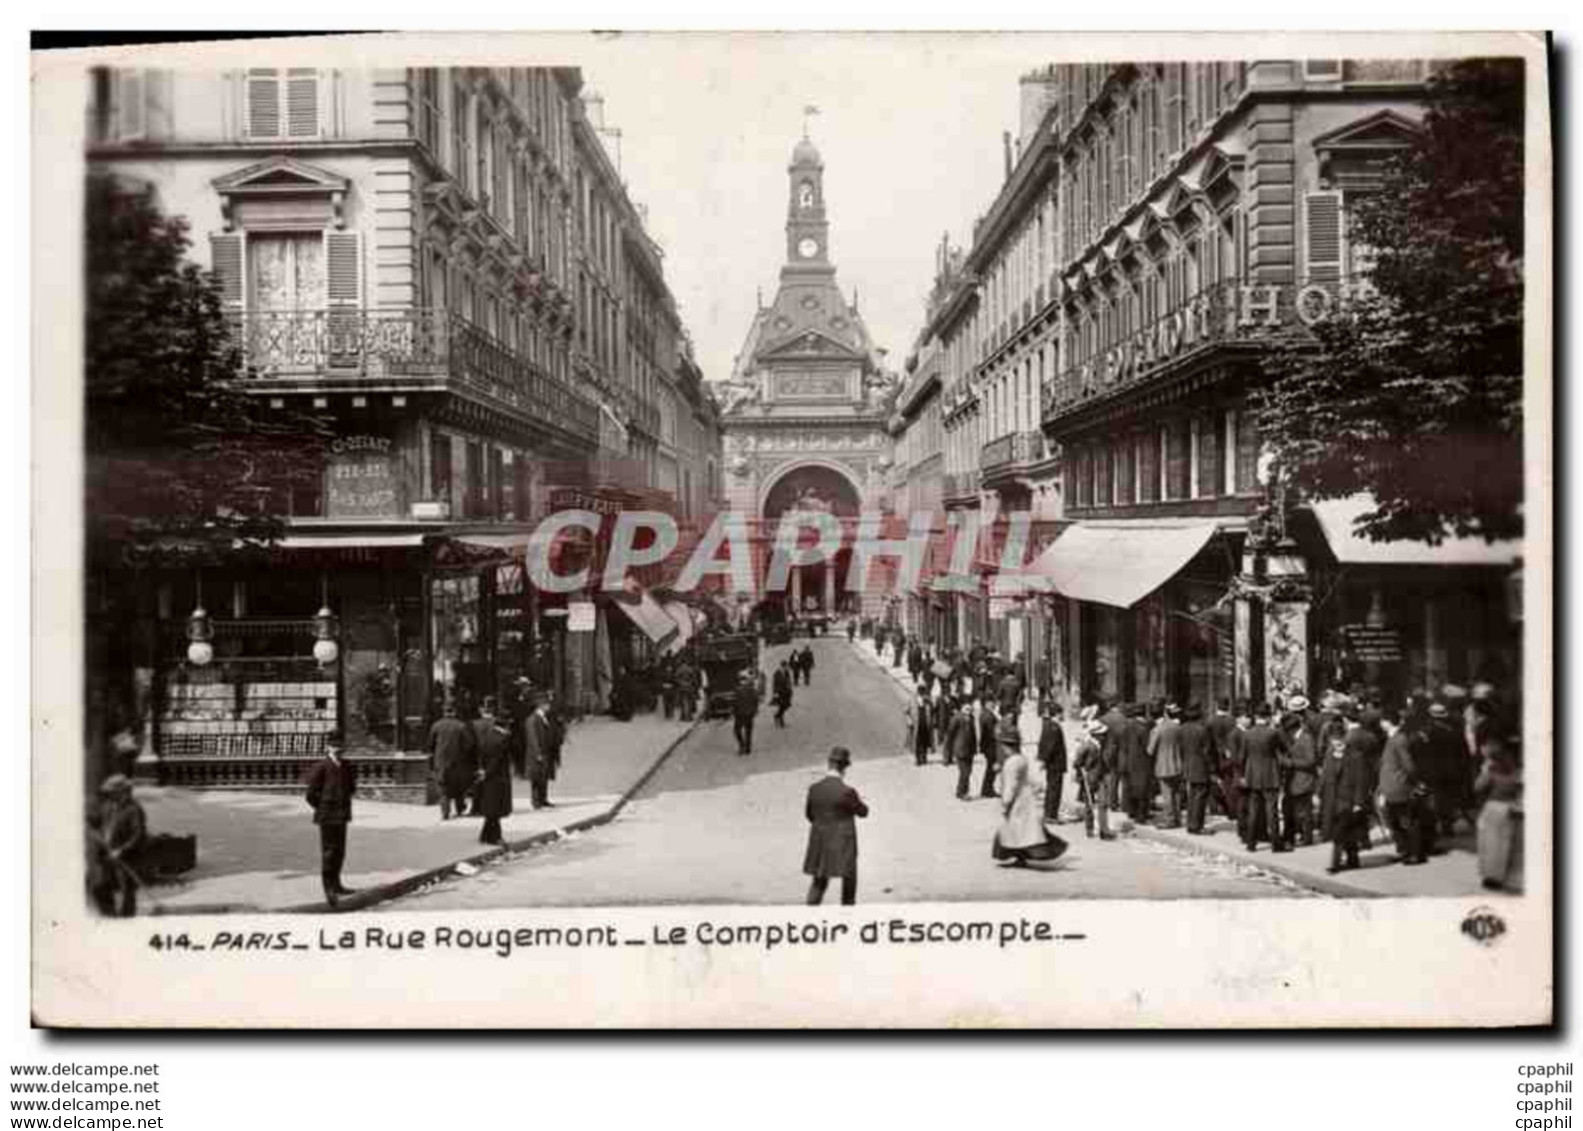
xmin=992 ymin=719 xmax=1068 ymax=866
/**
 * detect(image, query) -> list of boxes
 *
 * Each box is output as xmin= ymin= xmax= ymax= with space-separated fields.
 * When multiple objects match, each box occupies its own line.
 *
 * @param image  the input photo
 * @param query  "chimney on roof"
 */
xmin=1018 ymin=67 xmax=1061 ymax=153
xmin=583 ymin=90 xmax=606 ymax=130
xmin=1002 ymin=130 xmax=1013 ymax=180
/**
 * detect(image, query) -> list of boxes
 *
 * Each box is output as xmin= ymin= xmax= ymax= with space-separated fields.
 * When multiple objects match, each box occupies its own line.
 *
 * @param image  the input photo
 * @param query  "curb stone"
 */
xmin=255 ymin=716 xmax=705 ymax=915
xmin=1125 ymin=823 xmax=1383 ymax=899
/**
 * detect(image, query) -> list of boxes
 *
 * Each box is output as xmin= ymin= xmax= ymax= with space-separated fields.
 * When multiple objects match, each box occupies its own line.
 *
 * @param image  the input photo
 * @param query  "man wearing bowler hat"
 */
xmin=305 ymin=738 xmax=356 ymax=908
xmin=803 ymin=746 xmax=869 ymax=905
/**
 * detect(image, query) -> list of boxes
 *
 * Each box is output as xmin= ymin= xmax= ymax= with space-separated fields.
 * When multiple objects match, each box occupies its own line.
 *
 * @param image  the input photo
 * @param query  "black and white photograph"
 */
xmin=30 ymin=29 xmax=1551 ymax=1029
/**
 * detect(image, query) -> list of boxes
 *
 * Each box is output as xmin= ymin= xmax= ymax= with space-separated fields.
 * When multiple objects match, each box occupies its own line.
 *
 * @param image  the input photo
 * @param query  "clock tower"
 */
xmin=784 ymin=135 xmax=833 ymax=276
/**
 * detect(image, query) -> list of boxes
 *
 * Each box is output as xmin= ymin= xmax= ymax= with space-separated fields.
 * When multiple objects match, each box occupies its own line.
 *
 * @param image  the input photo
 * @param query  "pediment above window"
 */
xmin=212 ymin=157 xmax=350 ymax=230
xmin=1313 ymin=109 xmax=1423 ymax=190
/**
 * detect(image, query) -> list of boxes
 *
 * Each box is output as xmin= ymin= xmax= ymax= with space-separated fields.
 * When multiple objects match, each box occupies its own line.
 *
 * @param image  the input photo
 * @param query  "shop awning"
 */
xmin=278 ymin=532 xmax=427 ymax=550
xmin=1311 ymin=496 xmax=1522 ymax=567
xmin=450 ymin=532 xmax=536 ymax=552
xmin=660 ymin=600 xmax=698 ymax=656
xmin=608 ymin=589 xmax=681 ymax=650
xmin=1019 ymin=520 xmax=1220 ymax=610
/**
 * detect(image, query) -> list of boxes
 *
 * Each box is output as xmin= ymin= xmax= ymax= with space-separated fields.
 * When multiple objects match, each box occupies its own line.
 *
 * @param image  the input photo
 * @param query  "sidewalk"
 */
xmin=847 ymin=636 xmax=1503 ymax=899
xmin=138 ymin=712 xmax=697 ymax=914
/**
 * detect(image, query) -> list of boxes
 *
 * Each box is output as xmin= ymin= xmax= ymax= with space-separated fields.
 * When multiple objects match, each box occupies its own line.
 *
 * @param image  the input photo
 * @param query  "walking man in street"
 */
xmin=470 ymin=701 xmax=513 ymax=846
xmin=803 ymin=746 xmax=868 ymax=905
xmin=428 ymin=700 xmax=476 ymax=820
xmin=772 ymin=658 xmax=794 ymax=728
xmin=801 ymin=643 xmax=816 ymax=687
xmin=305 ymin=738 xmax=356 ymax=909
xmin=733 ymin=670 xmax=761 ymax=755
xmin=977 ymin=697 xmax=1001 ymax=798
xmin=949 ymin=697 xmax=979 ymax=801
xmin=524 ymin=691 xmax=560 ymax=809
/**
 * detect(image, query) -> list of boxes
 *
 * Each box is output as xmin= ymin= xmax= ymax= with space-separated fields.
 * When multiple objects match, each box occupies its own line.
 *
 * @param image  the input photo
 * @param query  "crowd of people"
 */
xmin=878 ymin=624 xmax=1523 ymax=891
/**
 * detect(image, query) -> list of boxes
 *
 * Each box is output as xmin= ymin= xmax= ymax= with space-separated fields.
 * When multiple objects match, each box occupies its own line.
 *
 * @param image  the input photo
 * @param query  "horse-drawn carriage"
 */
xmin=694 ymin=632 xmax=762 ymax=719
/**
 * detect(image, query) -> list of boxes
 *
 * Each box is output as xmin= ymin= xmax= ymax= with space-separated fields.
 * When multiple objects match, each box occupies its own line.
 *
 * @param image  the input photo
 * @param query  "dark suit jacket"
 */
xmin=524 ymin=711 xmax=559 ymax=778
xmin=803 ymin=774 xmax=868 ymax=879
xmin=1321 ymin=745 xmax=1373 ymax=816
xmin=1281 ymin=730 xmax=1320 ymax=795
xmin=733 ymin=684 xmax=761 ymax=719
xmin=947 ymin=711 xmax=978 ymax=762
xmin=1207 ymin=713 xmax=1237 ymax=761
xmin=1179 ymin=720 xmax=1216 ymax=783
xmin=305 ymin=756 xmax=356 ymax=825
xmin=1378 ymin=730 xmax=1421 ymax=803
xmin=772 ymin=669 xmax=793 ymax=706
xmin=1241 ymin=725 xmax=1289 ymax=790
xmin=1037 ymin=717 xmax=1067 ymax=774
xmin=428 ymin=716 xmax=477 ymax=793
xmin=471 ymin=721 xmax=515 ymax=818
xmin=1119 ymin=717 xmax=1152 ymax=783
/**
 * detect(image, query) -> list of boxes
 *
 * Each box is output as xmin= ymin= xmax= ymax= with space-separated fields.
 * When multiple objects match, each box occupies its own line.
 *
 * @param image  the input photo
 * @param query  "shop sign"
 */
xmin=550 ymin=487 xmax=623 ymax=516
xmin=327 ymin=434 xmax=397 ymax=518
xmin=1342 ymin=624 xmax=1403 ymax=663
xmin=567 ymin=601 xmax=597 ymax=632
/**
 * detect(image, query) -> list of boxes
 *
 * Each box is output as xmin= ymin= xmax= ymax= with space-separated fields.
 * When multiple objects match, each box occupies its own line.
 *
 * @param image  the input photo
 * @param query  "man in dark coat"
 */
xmin=1120 ymin=704 xmax=1153 ymax=823
xmin=1179 ymin=705 xmax=1217 ymax=834
xmin=1240 ymin=704 xmax=1291 ymax=852
xmin=949 ymin=699 xmax=979 ymax=800
xmin=1279 ymin=705 xmax=1320 ymax=847
xmin=732 ymin=672 xmax=761 ymax=755
xmin=428 ymin=701 xmax=477 ymax=820
xmin=998 ymin=667 xmax=1023 ymax=717
xmin=772 ymin=660 xmax=794 ymax=728
xmin=1206 ymin=698 xmax=1240 ymax=821
xmin=674 ymin=658 xmax=699 ymax=722
xmin=523 ymin=692 xmax=560 ymax=809
xmin=1098 ymin=700 xmax=1129 ymax=811
xmin=801 ymin=644 xmax=816 ymax=686
xmin=1378 ymin=708 xmax=1430 ymax=865
xmin=305 ymin=739 xmax=356 ymax=908
xmin=87 ymin=774 xmax=146 ymax=917
xmin=1037 ymin=703 xmax=1068 ymax=823
xmin=1321 ymin=727 xmax=1373 ymax=873
xmin=470 ymin=703 xmax=514 ymax=845
xmin=977 ymin=697 xmax=1001 ymax=798
xmin=1423 ymin=701 xmax=1465 ymax=837
xmin=804 ymin=746 xmax=869 ymax=905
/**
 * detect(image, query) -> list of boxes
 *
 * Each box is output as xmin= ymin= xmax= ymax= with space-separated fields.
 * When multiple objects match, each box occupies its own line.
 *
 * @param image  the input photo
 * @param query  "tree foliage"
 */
xmin=84 ymin=172 xmax=330 ymax=569
xmin=1255 ymin=58 xmax=1525 ymax=544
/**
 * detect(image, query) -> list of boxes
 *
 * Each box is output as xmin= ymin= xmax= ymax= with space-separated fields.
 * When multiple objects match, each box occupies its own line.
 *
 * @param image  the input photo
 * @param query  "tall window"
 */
xmin=431 ymin=431 xmax=453 ymax=510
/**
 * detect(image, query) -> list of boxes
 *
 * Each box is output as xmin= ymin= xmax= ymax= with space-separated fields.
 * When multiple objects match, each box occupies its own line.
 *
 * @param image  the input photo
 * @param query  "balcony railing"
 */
xmin=980 ymin=430 xmax=1046 ymax=475
xmin=234 ymin=308 xmax=600 ymax=443
xmin=1040 ymin=276 xmax=1361 ymax=425
xmin=943 ymin=469 xmax=981 ymax=500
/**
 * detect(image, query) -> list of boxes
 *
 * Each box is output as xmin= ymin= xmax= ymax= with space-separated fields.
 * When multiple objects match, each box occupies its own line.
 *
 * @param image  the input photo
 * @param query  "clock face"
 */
xmin=798 ymin=237 xmax=819 ymax=259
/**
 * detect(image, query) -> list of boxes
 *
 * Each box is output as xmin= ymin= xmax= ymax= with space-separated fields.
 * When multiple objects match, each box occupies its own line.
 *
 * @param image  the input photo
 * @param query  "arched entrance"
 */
xmin=758 ymin=461 xmax=864 ymax=620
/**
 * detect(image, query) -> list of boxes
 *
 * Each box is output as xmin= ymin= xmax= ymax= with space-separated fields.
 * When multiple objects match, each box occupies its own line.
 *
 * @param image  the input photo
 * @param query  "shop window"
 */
xmin=465 ymin=441 xmax=484 ymax=517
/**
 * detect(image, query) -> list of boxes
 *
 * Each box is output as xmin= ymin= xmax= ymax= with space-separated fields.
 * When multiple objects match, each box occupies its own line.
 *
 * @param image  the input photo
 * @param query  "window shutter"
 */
xmin=286 ymin=69 xmax=320 ymax=138
xmin=1304 ymin=191 xmax=1345 ymax=285
xmin=325 ymin=232 xmax=361 ymax=307
xmin=144 ymin=70 xmax=172 ymax=139
xmin=246 ymin=69 xmax=281 ymax=138
xmin=324 ymin=231 xmax=362 ymax=368
xmin=1198 ymin=413 xmax=1219 ymax=498
xmin=1168 ymin=421 xmax=1190 ymax=501
xmin=114 ymin=69 xmax=145 ymax=139
xmin=209 ymin=233 xmax=245 ymax=310
xmin=1236 ymin=408 xmax=1260 ymax=494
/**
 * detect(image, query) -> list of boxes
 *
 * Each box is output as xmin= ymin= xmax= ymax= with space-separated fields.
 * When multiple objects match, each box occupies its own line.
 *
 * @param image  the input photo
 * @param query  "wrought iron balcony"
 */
xmin=233 ymin=308 xmax=600 ymax=443
xmin=942 ymin=469 xmax=981 ymax=502
xmin=1041 ymin=276 xmax=1361 ymax=428
xmin=980 ymin=430 xmax=1046 ymax=475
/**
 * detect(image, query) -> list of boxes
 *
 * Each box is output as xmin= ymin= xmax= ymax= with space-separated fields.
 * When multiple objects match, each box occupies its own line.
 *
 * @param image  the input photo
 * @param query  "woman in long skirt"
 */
xmin=1474 ymin=734 xmax=1522 ymax=892
xmin=992 ymin=729 xmax=1068 ymax=866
